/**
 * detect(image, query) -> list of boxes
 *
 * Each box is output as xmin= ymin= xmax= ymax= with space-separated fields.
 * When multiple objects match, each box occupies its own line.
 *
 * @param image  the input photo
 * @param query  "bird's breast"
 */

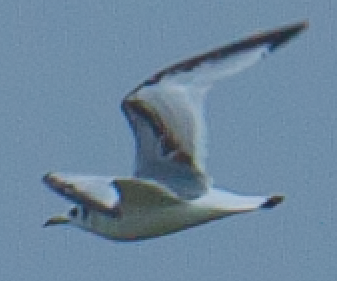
xmin=79 ymin=202 xmax=225 ymax=241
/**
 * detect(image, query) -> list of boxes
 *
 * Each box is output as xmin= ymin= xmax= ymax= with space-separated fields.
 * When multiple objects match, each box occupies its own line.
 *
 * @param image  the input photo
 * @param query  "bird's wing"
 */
xmin=43 ymin=173 xmax=182 ymax=215
xmin=43 ymin=173 xmax=119 ymax=215
xmin=113 ymin=178 xmax=182 ymax=210
xmin=122 ymin=22 xmax=307 ymax=199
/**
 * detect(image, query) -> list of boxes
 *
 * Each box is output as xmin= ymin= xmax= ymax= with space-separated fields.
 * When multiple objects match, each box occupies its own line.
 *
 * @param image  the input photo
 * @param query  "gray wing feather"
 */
xmin=122 ymin=22 xmax=307 ymax=199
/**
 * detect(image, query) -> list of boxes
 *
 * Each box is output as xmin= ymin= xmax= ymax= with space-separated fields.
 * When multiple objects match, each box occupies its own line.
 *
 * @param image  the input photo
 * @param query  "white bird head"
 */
xmin=43 ymin=205 xmax=93 ymax=228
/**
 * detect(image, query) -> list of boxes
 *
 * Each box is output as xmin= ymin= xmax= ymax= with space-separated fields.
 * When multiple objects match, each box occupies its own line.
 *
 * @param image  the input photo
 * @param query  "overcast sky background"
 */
xmin=1 ymin=1 xmax=336 ymax=280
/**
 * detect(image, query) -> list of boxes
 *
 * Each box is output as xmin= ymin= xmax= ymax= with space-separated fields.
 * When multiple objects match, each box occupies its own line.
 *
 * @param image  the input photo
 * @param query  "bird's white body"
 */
xmin=44 ymin=173 xmax=270 ymax=240
xmin=73 ymin=197 xmax=242 ymax=241
xmin=43 ymin=22 xmax=307 ymax=241
xmin=72 ymin=194 xmax=227 ymax=241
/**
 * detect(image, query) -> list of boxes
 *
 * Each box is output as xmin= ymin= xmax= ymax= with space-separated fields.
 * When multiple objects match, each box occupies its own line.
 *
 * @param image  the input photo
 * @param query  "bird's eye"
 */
xmin=69 ymin=207 xmax=78 ymax=217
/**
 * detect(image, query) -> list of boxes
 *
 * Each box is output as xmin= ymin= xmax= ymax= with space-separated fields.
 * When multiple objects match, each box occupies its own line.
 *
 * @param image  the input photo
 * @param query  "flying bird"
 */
xmin=43 ymin=21 xmax=308 ymax=241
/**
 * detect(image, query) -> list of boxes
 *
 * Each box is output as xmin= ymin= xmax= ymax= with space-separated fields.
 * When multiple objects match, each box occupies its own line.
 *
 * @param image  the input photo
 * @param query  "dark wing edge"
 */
xmin=42 ymin=173 xmax=118 ymax=215
xmin=128 ymin=21 xmax=308 ymax=93
xmin=121 ymin=20 xmax=308 ymax=174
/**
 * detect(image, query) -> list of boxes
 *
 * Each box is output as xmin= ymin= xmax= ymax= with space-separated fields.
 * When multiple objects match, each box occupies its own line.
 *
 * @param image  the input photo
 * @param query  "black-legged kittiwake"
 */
xmin=43 ymin=21 xmax=308 ymax=241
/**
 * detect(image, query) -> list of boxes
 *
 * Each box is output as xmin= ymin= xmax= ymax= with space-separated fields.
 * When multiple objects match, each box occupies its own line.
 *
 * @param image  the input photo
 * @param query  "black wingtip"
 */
xmin=261 ymin=195 xmax=285 ymax=209
xmin=268 ymin=21 xmax=308 ymax=51
xmin=42 ymin=172 xmax=53 ymax=184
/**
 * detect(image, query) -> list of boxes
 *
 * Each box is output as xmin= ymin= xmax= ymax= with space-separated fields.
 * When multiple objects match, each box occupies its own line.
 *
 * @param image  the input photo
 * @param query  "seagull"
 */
xmin=43 ymin=21 xmax=307 ymax=241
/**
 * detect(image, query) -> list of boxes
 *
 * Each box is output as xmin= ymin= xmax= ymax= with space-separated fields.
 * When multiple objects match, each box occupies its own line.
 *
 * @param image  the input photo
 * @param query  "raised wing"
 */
xmin=122 ymin=22 xmax=307 ymax=199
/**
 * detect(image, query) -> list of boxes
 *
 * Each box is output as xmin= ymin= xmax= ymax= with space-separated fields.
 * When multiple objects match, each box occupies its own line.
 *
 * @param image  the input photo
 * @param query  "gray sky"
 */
xmin=1 ymin=1 xmax=336 ymax=280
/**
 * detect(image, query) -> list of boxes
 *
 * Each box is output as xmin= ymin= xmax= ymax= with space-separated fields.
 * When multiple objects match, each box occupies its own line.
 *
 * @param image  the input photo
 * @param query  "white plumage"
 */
xmin=43 ymin=21 xmax=307 ymax=241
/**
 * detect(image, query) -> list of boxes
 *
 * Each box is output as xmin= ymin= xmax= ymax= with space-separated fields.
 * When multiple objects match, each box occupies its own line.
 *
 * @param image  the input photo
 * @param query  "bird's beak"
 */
xmin=43 ymin=215 xmax=70 ymax=227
